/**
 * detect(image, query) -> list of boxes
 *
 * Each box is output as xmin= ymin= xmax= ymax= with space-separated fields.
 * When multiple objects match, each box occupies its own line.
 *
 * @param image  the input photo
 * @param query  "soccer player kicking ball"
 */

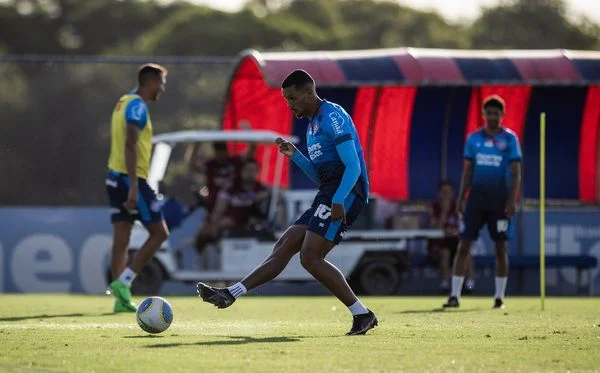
xmin=197 ymin=70 xmax=377 ymax=336
xmin=105 ymin=64 xmax=170 ymax=312
xmin=444 ymin=95 xmax=522 ymax=309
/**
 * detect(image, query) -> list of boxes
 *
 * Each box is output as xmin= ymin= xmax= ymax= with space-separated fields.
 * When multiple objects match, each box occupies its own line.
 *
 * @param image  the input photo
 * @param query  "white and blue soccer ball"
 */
xmin=136 ymin=296 xmax=173 ymax=334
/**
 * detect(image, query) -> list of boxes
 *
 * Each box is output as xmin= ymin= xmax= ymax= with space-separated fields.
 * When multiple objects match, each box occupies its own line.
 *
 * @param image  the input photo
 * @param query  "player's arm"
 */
xmin=457 ymin=135 xmax=475 ymax=214
xmin=290 ymin=151 xmax=320 ymax=185
xmin=505 ymin=136 xmax=523 ymax=217
xmin=457 ymin=160 xmax=473 ymax=201
xmin=276 ymin=137 xmax=320 ymax=185
xmin=332 ymin=138 xmax=361 ymax=205
xmin=123 ymin=98 xmax=148 ymax=209
xmin=329 ymin=139 xmax=361 ymax=222
xmin=508 ymin=161 xmax=522 ymax=202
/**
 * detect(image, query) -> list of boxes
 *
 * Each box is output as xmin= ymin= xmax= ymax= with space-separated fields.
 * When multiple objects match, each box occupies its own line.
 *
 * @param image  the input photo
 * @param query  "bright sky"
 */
xmin=187 ymin=0 xmax=600 ymax=23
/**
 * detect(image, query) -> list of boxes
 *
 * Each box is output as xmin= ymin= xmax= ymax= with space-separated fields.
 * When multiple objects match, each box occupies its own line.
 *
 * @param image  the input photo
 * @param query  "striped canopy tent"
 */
xmin=221 ymin=48 xmax=600 ymax=202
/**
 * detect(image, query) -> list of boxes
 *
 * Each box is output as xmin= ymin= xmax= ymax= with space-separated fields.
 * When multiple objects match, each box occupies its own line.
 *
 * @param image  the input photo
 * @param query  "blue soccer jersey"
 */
xmin=460 ymin=127 xmax=522 ymax=242
xmin=464 ymin=127 xmax=522 ymax=199
xmin=290 ymin=100 xmax=370 ymax=244
xmin=304 ymin=100 xmax=369 ymax=200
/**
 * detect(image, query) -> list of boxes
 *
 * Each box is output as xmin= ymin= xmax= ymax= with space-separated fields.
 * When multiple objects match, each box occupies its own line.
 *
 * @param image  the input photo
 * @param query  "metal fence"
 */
xmin=0 ymin=56 xmax=234 ymax=205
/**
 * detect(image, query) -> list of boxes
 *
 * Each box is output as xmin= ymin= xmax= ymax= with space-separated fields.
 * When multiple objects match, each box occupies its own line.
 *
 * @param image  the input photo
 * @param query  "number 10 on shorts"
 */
xmin=496 ymin=219 xmax=509 ymax=233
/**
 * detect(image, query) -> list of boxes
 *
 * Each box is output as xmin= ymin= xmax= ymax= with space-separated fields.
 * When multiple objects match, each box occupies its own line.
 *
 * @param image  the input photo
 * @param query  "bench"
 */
xmin=411 ymin=254 xmax=597 ymax=295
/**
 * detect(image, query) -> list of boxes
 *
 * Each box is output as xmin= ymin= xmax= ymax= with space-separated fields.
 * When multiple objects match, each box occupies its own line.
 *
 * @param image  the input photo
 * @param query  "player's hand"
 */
xmin=504 ymin=199 xmax=517 ymax=217
xmin=275 ymin=137 xmax=296 ymax=157
xmin=123 ymin=187 xmax=138 ymax=212
xmin=331 ymin=203 xmax=346 ymax=223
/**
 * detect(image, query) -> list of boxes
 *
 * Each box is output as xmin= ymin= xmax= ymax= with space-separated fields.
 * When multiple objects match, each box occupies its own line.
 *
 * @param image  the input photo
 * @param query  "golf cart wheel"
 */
xmin=358 ymin=260 xmax=401 ymax=295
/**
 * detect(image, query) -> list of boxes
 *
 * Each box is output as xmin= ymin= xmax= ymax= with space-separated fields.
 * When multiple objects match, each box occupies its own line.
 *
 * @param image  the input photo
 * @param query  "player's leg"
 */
xmin=110 ymin=221 xmax=133 ymax=280
xmin=197 ymin=224 xmax=306 ymax=308
xmin=444 ymin=202 xmax=483 ymax=307
xmin=299 ymin=231 xmax=377 ymax=335
xmin=105 ymin=171 xmax=138 ymax=312
xmin=129 ymin=221 xmax=169 ymax=272
xmin=488 ymin=213 xmax=511 ymax=309
xmin=109 ymin=179 xmax=169 ymax=310
xmin=300 ymin=193 xmax=376 ymax=335
xmin=240 ymin=224 xmax=306 ymax=290
xmin=443 ymin=239 xmax=472 ymax=307
xmin=299 ymin=231 xmax=354 ymax=304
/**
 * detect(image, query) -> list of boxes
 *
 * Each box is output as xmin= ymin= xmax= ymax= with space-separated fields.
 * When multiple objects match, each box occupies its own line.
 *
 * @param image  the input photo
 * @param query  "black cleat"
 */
xmin=493 ymin=298 xmax=505 ymax=309
xmin=443 ymin=296 xmax=460 ymax=308
xmin=196 ymin=282 xmax=236 ymax=309
xmin=346 ymin=310 xmax=378 ymax=336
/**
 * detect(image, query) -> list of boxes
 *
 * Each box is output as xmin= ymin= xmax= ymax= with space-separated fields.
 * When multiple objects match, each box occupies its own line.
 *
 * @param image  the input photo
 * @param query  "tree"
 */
xmin=471 ymin=0 xmax=600 ymax=49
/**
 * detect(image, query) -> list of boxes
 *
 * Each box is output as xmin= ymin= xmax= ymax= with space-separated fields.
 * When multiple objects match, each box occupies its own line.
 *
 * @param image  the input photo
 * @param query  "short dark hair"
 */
xmin=437 ymin=180 xmax=454 ymax=190
xmin=138 ymin=63 xmax=167 ymax=86
xmin=483 ymin=95 xmax=505 ymax=112
xmin=281 ymin=69 xmax=314 ymax=89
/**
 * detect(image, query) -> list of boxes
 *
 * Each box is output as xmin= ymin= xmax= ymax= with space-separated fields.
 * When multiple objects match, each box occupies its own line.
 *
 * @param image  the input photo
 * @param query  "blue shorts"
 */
xmin=105 ymin=170 xmax=163 ymax=225
xmin=294 ymin=188 xmax=366 ymax=245
xmin=460 ymin=198 xmax=512 ymax=242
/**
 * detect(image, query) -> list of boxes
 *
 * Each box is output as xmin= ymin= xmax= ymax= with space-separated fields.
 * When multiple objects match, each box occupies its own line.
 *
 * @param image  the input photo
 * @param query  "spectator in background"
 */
xmin=185 ymin=120 xmax=256 ymax=212
xmin=194 ymin=159 xmax=270 ymax=255
xmin=428 ymin=180 xmax=475 ymax=294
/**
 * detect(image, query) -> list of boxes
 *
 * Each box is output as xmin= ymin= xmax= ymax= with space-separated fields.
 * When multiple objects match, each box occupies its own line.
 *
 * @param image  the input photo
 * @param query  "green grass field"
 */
xmin=0 ymin=295 xmax=598 ymax=373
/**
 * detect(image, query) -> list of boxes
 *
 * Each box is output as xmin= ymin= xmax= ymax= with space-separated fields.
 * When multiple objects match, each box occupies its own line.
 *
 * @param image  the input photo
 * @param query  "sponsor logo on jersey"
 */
xmin=308 ymin=143 xmax=323 ymax=160
xmin=329 ymin=112 xmax=345 ymax=135
xmin=475 ymin=153 xmax=503 ymax=167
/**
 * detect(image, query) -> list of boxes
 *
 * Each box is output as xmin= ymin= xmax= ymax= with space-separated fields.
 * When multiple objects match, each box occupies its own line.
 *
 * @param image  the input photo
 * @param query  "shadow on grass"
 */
xmin=395 ymin=308 xmax=482 ymax=314
xmin=144 ymin=335 xmax=303 ymax=348
xmin=0 ymin=312 xmax=122 ymax=322
xmin=123 ymin=335 xmax=164 ymax=339
xmin=0 ymin=313 xmax=87 ymax=322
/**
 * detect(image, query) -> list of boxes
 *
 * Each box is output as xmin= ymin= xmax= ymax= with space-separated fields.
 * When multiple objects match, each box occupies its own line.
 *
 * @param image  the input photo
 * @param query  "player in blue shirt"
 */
xmin=197 ymin=70 xmax=377 ymax=336
xmin=444 ymin=95 xmax=522 ymax=309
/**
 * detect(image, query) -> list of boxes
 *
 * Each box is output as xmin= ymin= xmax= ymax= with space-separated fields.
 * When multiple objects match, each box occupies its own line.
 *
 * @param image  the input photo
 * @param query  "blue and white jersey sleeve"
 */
xmin=464 ymin=134 xmax=475 ymax=160
xmin=125 ymin=98 xmax=148 ymax=129
xmin=322 ymin=110 xmax=354 ymax=145
xmin=321 ymin=106 xmax=362 ymax=204
xmin=508 ymin=133 xmax=522 ymax=161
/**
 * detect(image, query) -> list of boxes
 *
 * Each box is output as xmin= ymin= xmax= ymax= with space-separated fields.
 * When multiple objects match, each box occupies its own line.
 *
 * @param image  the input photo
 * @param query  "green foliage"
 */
xmin=471 ymin=0 xmax=600 ymax=49
xmin=0 ymin=0 xmax=599 ymax=205
xmin=2 ymin=0 xmax=598 ymax=56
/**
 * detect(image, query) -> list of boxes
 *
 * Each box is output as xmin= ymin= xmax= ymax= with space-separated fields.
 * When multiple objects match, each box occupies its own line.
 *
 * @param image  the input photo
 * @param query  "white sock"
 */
xmin=450 ymin=276 xmax=464 ymax=298
xmin=495 ymin=277 xmax=508 ymax=300
xmin=348 ymin=300 xmax=369 ymax=316
xmin=118 ymin=267 xmax=137 ymax=287
xmin=227 ymin=282 xmax=247 ymax=299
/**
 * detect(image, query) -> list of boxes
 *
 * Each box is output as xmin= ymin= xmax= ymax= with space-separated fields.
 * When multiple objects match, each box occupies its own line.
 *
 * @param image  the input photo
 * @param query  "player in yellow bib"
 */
xmin=105 ymin=64 xmax=169 ymax=312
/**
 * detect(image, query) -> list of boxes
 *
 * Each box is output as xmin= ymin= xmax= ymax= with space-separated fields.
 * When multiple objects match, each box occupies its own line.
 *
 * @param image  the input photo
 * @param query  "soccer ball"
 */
xmin=136 ymin=296 xmax=173 ymax=334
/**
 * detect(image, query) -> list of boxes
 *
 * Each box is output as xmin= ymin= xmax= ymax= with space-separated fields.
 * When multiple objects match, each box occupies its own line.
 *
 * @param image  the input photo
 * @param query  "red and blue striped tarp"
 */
xmin=222 ymin=48 xmax=600 ymax=202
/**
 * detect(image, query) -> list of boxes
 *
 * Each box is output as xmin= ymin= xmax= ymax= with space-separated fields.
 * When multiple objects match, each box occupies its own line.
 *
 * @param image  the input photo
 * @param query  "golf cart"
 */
xmin=119 ymin=130 xmax=443 ymax=295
